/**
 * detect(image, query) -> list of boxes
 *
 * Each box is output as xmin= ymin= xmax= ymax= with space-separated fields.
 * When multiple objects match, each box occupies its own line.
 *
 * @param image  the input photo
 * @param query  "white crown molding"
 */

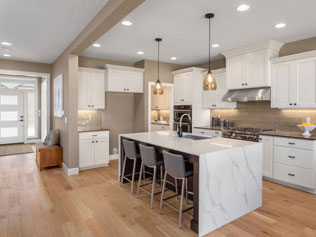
xmin=79 ymin=67 xmax=106 ymax=73
xmin=62 ymin=162 xmax=79 ymax=176
xmin=222 ymin=40 xmax=284 ymax=58
xmin=104 ymin=64 xmax=145 ymax=73
xmin=172 ymin=67 xmax=206 ymax=75
xmin=271 ymin=50 xmax=316 ymax=64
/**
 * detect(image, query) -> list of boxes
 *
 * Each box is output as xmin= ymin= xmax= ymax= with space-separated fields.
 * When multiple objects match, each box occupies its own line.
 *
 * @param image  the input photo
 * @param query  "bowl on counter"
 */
xmin=297 ymin=125 xmax=316 ymax=136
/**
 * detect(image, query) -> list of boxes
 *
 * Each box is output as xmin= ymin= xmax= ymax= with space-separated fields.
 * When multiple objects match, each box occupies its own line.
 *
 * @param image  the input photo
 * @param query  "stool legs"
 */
xmin=179 ymin=178 xmax=185 ymax=229
xmin=150 ymin=167 xmax=157 ymax=208
xmin=136 ymin=162 xmax=144 ymax=197
xmin=185 ymin=178 xmax=188 ymax=205
xmin=131 ymin=157 xmax=137 ymax=193
xmin=120 ymin=155 xmax=127 ymax=186
xmin=159 ymin=171 xmax=167 ymax=214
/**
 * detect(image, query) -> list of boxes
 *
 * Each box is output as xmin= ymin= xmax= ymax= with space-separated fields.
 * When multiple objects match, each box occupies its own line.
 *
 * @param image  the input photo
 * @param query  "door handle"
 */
xmin=20 ymin=119 xmax=24 ymax=122
xmin=288 ymin=173 xmax=295 ymax=177
xmin=288 ymin=155 xmax=295 ymax=159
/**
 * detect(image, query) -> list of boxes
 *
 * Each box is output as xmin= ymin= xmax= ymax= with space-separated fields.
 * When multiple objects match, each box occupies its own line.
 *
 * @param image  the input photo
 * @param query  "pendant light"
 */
xmin=153 ymin=38 xmax=163 ymax=95
xmin=203 ymin=13 xmax=217 ymax=91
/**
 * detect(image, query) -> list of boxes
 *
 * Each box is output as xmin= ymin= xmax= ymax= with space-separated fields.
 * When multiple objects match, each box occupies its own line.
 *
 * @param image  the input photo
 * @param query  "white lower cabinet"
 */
xmin=79 ymin=131 xmax=109 ymax=169
xmin=193 ymin=128 xmax=222 ymax=138
xmin=259 ymin=135 xmax=316 ymax=191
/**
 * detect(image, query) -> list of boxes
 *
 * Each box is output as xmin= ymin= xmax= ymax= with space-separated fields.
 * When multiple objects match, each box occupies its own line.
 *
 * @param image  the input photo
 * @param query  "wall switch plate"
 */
xmin=113 ymin=148 xmax=118 ymax=154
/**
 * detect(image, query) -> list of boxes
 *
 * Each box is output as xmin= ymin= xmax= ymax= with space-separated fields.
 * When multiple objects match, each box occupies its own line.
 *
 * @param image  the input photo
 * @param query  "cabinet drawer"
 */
xmin=274 ymin=163 xmax=315 ymax=189
xmin=274 ymin=137 xmax=314 ymax=150
xmin=274 ymin=146 xmax=314 ymax=169
xmin=79 ymin=131 xmax=109 ymax=140
xmin=213 ymin=130 xmax=222 ymax=137
xmin=192 ymin=128 xmax=212 ymax=137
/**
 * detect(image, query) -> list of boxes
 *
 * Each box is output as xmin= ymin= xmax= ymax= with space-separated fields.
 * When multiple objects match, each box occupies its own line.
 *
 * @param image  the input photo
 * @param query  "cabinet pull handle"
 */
xmin=288 ymin=142 xmax=295 ymax=145
xmin=294 ymin=103 xmax=297 ymax=106
xmin=92 ymin=141 xmax=95 ymax=143
xmin=95 ymin=140 xmax=98 ymax=143
xmin=92 ymin=135 xmax=97 ymax=137
xmin=245 ymin=83 xmax=248 ymax=86
xmin=201 ymin=132 xmax=205 ymax=134
xmin=242 ymin=83 xmax=244 ymax=86
xmin=288 ymin=155 xmax=295 ymax=159
xmin=289 ymin=103 xmax=292 ymax=106
xmin=288 ymin=173 xmax=295 ymax=177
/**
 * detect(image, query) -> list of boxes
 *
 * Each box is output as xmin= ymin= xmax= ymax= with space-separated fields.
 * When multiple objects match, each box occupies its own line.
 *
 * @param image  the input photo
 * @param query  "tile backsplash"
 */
xmin=78 ymin=110 xmax=102 ymax=130
xmin=211 ymin=101 xmax=316 ymax=133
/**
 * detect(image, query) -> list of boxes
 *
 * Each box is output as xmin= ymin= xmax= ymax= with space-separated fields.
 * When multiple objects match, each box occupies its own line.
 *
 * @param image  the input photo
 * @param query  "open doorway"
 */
xmin=0 ymin=70 xmax=50 ymax=145
xmin=147 ymin=82 xmax=174 ymax=132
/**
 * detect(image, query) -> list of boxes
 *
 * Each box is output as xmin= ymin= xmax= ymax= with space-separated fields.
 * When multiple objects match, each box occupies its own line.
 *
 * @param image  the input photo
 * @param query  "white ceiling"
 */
xmin=0 ymin=0 xmax=109 ymax=63
xmin=81 ymin=0 xmax=316 ymax=66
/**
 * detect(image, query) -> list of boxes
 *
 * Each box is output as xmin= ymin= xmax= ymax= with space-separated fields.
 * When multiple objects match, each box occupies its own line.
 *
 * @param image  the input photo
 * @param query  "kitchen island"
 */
xmin=119 ymin=131 xmax=262 ymax=236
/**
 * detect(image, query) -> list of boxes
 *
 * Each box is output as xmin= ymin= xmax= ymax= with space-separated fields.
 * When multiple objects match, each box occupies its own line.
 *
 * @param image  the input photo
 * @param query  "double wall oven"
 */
xmin=173 ymin=105 xmax=192 ymax=133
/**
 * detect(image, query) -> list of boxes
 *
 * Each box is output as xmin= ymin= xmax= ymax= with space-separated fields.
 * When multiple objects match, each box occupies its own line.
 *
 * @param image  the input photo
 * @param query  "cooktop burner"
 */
xmin=222 ymin=127 xmax=273 ymax=142
xmin=230 ymin=127 xmax=273 ymax=133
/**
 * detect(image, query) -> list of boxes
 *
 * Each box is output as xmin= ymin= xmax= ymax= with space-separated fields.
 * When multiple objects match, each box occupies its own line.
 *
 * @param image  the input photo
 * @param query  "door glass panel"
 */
xmin=0 ymin=95 xmax=18 ymax=105
xmin=0 ymin=111 xmax=18 ymax=121
xmin=1 ymin=127 xmax=18 ymax=138
xmin=27 ymin=92 xmax=35 ymax=137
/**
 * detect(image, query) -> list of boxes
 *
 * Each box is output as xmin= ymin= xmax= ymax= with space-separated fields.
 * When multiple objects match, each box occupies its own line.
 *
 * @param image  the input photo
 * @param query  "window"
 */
xmin=27 ymin=91 xmax=36 ymax=137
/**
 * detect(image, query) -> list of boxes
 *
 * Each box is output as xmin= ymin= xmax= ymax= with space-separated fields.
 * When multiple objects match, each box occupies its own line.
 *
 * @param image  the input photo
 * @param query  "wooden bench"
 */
xmin=36 ymin=143 xmax=63 ymax=171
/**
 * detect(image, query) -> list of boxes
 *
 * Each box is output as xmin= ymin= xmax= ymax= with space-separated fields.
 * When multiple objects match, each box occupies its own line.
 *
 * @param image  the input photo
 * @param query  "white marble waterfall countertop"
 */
xmin=120 ymin=131 xmax=257 ymax=156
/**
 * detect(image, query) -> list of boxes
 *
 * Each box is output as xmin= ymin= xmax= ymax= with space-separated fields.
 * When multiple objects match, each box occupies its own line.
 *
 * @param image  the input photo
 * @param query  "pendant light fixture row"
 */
xmin=153 ymin=38 xmax=164 ymax=95
xmin=203 ymin=13 xmax=217 ymax=91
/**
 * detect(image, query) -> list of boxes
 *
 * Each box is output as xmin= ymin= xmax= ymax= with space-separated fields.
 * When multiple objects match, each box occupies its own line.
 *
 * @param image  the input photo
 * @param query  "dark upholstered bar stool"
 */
xmin=120 ymin=139 xmax=141 ymax=193
xmin=137 ymin=144 xmax=164 ymax=208
xmin=160 ymin=150 xmax=193 ymax=228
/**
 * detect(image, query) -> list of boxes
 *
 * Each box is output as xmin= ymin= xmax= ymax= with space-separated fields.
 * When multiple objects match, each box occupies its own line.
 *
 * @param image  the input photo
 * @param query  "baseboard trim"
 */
xmin=62 ymin=162 xmax=79 ymax=176
xmin=110 ymin=154 xmax=119 ymax=160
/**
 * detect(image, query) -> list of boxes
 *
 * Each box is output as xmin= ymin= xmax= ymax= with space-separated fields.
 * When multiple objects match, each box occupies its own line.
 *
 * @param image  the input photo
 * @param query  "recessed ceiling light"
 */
xmin=137 ymin=51 xmax=144 ymax=55
xmin=121 ymin=20 xmax=133 ymax=26
xmin=171 ymin=57 xmax=177 ymax=60
xmin=1 ymin=42 xmax=12 ymax=46
xmin=236 ymin=4 xmax=250 ymax=12
xmin=92 ymin=43 xmax=101 ymax=47
xmin=275 ymin=22 xmax=286 ymax=29
xmin=212 ymin=44 xmax=220 ymax=48
xmin=3 ymin=54 xmax=11 ymax=57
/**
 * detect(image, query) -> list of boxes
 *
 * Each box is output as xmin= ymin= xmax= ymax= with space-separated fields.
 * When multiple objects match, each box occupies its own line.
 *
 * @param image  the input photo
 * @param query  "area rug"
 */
xmin=0 ymin=144 xmax=34 ymax=156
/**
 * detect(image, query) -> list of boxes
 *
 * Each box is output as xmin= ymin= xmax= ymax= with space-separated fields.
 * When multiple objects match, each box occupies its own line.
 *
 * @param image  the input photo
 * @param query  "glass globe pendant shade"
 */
xmin=153 ymin=79 xmax=163 ymax=95
xmin=203 ymin=71 xmax=217 ymax=90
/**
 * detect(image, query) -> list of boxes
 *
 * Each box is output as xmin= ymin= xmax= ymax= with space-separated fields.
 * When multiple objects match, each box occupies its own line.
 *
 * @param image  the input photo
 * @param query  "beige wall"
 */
xmin=279 ymin=37 xmax=316 ymax=57
xmin=0 ymin=58 xmax=52 ymax=74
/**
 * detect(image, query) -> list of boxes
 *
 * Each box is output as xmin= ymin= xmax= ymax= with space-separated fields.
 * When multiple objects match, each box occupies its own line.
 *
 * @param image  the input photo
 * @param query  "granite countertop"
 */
xmin=259 ymin=131 xmax=316 ymax=140
xmin=120 ymin=131 xmax=257 ymax=156
xmin=194 ymin=126 xmax=230 ymax=131
xmin=78 ymin=127 xmax=110 ymax=133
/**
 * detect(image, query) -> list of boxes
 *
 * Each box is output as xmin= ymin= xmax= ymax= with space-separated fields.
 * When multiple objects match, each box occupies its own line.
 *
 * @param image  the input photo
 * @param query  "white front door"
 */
xmin=0 ymin=91 xmax=24 ymax=144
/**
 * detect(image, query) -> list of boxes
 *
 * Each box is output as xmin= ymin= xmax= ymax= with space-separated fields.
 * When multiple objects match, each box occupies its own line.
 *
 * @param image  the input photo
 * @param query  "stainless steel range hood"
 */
xmin=222 ymin=87 xmax=271 ymax=102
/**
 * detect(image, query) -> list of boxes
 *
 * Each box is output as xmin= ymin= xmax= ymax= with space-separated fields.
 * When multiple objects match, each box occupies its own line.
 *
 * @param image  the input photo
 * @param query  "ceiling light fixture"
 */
xmin=203 ymin=13 xmax=217 ymax=91
xmin=212 ymin=44 xmax=220 ymax=48
xmin=137 ymin=51 xmax=144 ymax=55
xmin=3 ymin=54 xmax=11 ymax=57
xmin=275 ymin=22 xmax=286 ymax=29
xmin=121 ymin=20 xmax=133 ymax=26
xmin=92 ymin=43 xmax=101 ymax=47
xmin=171 ymin=57 xmax=177 ymax=60
xmin=1 ymin=42 xmax=12 ymax=46
xmin=153 ymin=38 xmax=163 ymax=95
xmin=236 ymin=4 xmax=250 ymax=12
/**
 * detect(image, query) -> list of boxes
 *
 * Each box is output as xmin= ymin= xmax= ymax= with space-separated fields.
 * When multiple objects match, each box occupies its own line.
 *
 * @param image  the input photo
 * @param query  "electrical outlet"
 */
xmin=113 ymin=148 xmax=118 ymax=154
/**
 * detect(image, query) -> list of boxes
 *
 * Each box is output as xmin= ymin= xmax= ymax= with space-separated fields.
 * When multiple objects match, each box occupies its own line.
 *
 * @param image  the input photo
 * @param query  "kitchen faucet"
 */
xmin=177 ymin=113 xmax=191 ymax=137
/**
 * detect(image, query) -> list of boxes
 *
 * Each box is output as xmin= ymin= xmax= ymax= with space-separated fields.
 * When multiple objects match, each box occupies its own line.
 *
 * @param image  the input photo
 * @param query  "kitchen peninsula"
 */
xmin=119 ymin=131 xmax=263 ymax=236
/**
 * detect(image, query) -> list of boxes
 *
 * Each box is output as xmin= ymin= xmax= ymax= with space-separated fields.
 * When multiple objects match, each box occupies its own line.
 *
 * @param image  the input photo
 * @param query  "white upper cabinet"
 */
xmin=174 ymin=72 xmax=194 ymax=104
xmin=271 ymin=50 xmax=316 ymax=109
xmin=78 ymin=68 xmax=105 ymax=109
xmin=202 ymin=69 xmax=236 ymax=109
xmin=105 ymin=64 xmax=144 ymax=93
xmin=223 ymin=40 xmax=283 ymax=90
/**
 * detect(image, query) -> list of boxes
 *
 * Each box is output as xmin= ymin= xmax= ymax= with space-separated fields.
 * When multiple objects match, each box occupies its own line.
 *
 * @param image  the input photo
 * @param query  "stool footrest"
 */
xmin=161 ymin=199 xmax=193 ymax=213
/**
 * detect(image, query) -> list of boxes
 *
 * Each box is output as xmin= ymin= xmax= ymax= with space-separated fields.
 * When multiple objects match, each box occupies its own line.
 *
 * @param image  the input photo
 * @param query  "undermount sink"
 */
xmin=181 ymin=134 xmax=211 ymax=140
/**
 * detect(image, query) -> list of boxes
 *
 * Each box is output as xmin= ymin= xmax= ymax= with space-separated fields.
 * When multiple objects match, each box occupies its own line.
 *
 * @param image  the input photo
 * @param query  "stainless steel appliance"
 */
xmin=222 ymin=127 xmax=273 ymax=142
xmin=174 ymin=105 xmax=192 ymax=133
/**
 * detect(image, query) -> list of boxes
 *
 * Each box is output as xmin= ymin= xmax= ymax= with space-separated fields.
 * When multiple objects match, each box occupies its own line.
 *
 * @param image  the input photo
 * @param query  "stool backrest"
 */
xmin=162 ymin=151 xmax=186 ymax=178
xmin=123 ymin=139 xmax=137 ymax=158
xmin=139 ymin=144 xmax=158 ymax=167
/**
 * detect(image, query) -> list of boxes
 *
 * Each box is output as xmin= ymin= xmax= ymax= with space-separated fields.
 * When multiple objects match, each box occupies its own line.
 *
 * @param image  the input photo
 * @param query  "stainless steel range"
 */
xmin=222 ymin=127 xmax=273 ymax=142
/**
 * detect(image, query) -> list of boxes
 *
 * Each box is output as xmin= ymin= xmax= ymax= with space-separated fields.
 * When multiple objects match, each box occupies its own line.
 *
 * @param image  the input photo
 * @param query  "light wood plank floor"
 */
xmin=0 ymin=152 xmax=316 ymax=236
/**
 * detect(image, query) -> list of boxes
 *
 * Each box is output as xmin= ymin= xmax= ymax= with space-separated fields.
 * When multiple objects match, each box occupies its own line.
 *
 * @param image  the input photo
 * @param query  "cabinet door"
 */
xmin=78 ymin=72 xmax=90 ymax=109
xmin=94 ymin=137 xmax=109 ymax=165
xmin=126 ymin=71 xmax=143 ymax=93
xmin=182 ymin=72 xmax=194 ymax=103
xmin=107 ymin=70 xmax=126 ymax=92
xmin=79 ymin=139 xmax=95 ymax=168
xmin=174 ymin=74 xmax=185 ymax=104
xmin=271 ymin=62 xmax=292 ymax=108
xmin=90 ymin=73 xmax=105 ymax=109
xmin=226 ymin=55 xmax=244 ymax=89
xmin=202 ymin=90 xmax=217 ymax=108
xmin=259 ymin=135 xmax=273 ymax=178
xmin=215 ymin=72 xmax=236 ymax=109
xmin=161 ymin=86 xmax=170 ymax=109
xmin=295 ymin=57 xmax=316 ymax=108
xmin=151 ymin=86 xmax=160 ymax=109
xmin=247 ymin=50 xmax=268 ymax=88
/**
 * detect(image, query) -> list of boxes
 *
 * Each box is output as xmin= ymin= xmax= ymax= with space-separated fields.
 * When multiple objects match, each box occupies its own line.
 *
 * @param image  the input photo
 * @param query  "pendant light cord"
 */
xmin=158 ymin=40 xmax=160 ymax=80
xmin=208 ymin=16 xmax=211 ymax=73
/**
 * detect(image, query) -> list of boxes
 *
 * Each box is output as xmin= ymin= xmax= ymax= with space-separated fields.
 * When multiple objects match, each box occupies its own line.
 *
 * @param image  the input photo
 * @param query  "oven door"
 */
xmin=174 ymin=122 xmax=192 ymax=133
xmin=174 ymin=110 xmax=191 ymax=122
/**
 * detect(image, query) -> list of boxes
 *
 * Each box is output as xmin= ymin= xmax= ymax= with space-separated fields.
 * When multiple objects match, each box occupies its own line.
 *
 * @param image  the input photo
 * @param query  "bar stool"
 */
xmin=120 ymin=139 xmax=142 ymax=194
xmin=160 ymin=150 xmax=193 ymax=228
xmin=137 ymin=144 xmax=164 ymax=208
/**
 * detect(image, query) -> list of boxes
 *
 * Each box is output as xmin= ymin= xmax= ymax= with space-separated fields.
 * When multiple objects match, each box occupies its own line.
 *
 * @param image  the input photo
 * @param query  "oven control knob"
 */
xmin=232 ymin=132 xmax=236 ymax=137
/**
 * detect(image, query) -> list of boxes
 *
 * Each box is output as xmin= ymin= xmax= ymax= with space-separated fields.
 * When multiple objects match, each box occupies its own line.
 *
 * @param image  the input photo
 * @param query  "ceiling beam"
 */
xmin=65 ymin=0 xmax=145 ymax=56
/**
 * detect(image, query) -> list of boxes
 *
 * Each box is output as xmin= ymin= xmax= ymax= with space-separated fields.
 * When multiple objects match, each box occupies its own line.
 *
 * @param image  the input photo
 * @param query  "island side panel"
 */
xmin=198 ymin=143 xmax=262 ymax=236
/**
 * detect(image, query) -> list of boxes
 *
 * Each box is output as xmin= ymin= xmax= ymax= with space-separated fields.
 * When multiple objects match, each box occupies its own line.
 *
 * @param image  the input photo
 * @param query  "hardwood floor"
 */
xmin=0 ymin=152 xmax=316 ymax=237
